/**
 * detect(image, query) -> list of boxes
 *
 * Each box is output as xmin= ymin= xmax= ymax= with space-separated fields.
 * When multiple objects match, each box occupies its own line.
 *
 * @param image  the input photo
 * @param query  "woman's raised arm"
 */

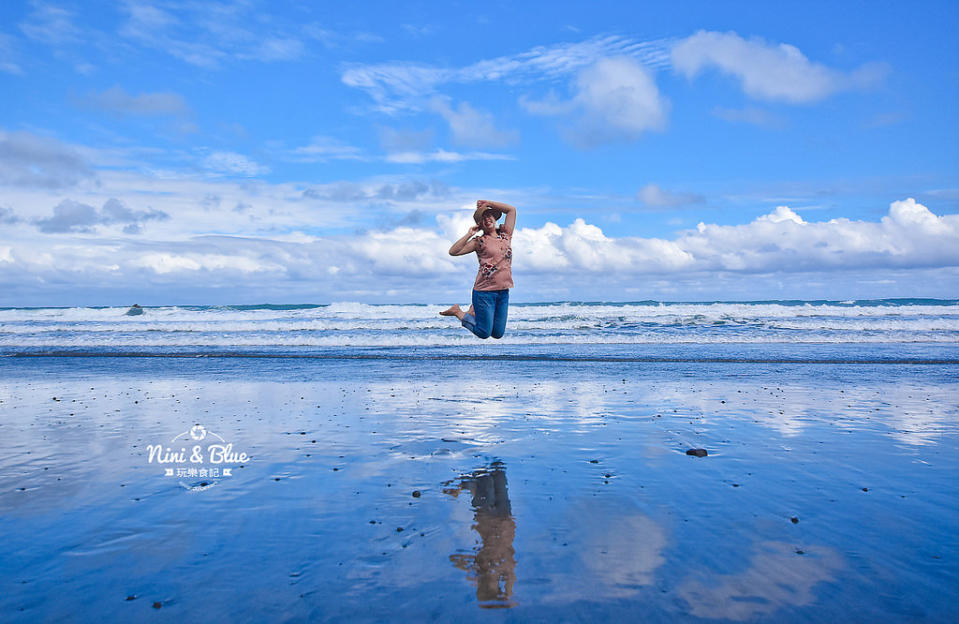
xmin=479 ymin=200 xmax=516 ymax=235
xmin=449 ymin=225 xmax=481 ymax=256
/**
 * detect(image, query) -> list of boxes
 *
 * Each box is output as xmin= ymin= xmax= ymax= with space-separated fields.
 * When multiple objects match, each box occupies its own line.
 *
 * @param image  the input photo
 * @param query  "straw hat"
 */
xmin=472 ymin=204 xmax=503 ymax=224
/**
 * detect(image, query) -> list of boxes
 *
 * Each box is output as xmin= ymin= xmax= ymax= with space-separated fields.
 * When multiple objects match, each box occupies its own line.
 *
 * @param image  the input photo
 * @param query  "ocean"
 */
xmin=2 ymin=299 xmax=958 ymax=360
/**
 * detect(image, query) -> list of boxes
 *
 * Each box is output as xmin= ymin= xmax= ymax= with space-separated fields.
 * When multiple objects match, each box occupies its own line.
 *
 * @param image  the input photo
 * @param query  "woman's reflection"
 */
xmin=444 ymin=460 xmax=517 ymax=608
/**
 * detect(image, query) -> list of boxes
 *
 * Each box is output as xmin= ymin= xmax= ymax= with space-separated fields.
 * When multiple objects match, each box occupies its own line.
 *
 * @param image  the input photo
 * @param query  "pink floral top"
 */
xmin=473 ymin=229 xmax=513 ymax=291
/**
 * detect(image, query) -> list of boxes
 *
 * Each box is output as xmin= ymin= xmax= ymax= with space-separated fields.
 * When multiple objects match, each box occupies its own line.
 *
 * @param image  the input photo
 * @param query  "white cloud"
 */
xmin=119 ymin=0 xmax=306 ymax=68
xmin=523 ymin=57 xmax=668 ymax=146
xmin=302 ymin=23 xmax=384 ymax=48
xmin=247 ymin=37 xmax=304 ymax=62
xmin=755 ymin=205 xmax=804 ymax=224
xmin=203 ymin=152 xmax=270 ymax=177
xmin=82 ymin=86 xmax=189 ymax=116
xmin=341 ymin=35 xmax=672 ymax=112
xmin=511 ymin=199 xmax=959 ymax=275
xmin=19 ymin=1 xmax=82 ymax=44
xmin=384 ymin=150 xmax=515 ymax=164
xmin=637 ymin=184 xmax=704 ymax=208
xmin=0 ymin=33 xmax=24 ymax=74
xmin=428 ymin=97 xmax=517 ymax=148
xmin=2 ymin=159 xmax=958 ymax=302
xmin=672 ymin=30 xmax=887 ymax=103
xmin=290 ymin=136 xmax=364 ymax=162
xmin=132 ymin=252 xmax=278 ymax=274
xmin=681 ymin=199 xmax=958 ymax=272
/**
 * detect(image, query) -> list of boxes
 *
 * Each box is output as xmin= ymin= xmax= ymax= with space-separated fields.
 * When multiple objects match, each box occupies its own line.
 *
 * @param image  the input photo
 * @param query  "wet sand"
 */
xmin=1 ymin=357 xmax=957 ymax=622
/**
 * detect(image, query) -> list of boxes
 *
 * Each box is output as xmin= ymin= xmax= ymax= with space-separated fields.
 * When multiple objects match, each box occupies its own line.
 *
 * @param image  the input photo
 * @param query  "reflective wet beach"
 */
xmin=1 ymin=356 xmax=957 ymax=622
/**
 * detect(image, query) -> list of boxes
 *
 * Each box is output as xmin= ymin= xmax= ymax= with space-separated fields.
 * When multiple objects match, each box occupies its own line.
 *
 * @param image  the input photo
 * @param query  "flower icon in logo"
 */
xmin=190 ymin=424 xmax=207 ymax=440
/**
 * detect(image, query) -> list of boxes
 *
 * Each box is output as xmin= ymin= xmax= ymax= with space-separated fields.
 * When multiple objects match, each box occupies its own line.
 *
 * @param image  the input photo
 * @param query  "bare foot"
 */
xmin=439 ymin=304 xmax=462 ymax=318
xmin=467 ymin=305 xmax=474 ymax=316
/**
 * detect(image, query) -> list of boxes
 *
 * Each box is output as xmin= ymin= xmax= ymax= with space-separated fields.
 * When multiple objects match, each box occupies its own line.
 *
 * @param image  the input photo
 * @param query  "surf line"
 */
xmin=7 ymin=352 xmax=959 ymax=365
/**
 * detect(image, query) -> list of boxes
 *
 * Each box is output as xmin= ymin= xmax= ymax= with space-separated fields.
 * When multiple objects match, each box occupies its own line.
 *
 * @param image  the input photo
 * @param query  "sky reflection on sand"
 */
xmin=679 ymin=541 xmax=843 ymax=621
xmin=0 ymin=358 xmax=956 ymax=621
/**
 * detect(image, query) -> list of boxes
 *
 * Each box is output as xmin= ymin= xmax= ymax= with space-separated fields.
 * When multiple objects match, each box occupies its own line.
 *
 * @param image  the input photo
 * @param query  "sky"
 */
xmin=1 ymin=0 xmax=958 ymax=305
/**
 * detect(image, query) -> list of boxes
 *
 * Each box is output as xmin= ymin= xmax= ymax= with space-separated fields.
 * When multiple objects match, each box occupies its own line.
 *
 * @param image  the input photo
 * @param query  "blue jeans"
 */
xmin=461 ymin=289 xmax=509 ymax=339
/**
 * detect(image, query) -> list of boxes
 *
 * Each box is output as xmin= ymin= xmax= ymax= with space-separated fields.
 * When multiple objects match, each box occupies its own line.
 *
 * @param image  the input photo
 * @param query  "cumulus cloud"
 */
xmin=203 ymin=152 xmax=270 ymax=177
xmin=0 ymin=130 xmax=94 ymax=189
xmin=672 ymin=31 xmax=886 ymax=103
xmin=3 ymin=187 xmax=958 ymax=302
xmin=637 ymin=184 xmax=704 ymax=208
xmin=508 ymin=199 xmax=959 ymax=275
xmin=523 ymin=57 xmax=667 ymax=146
xmin=428 ymin=97 xmax=517 ymax=148
xmin=34 ymin=198 xmax=169 ymax=233
xmin=679 ymin=199 xmax=958 ymax=272
xmin=82 ymin=86 xmax=189 ymax=116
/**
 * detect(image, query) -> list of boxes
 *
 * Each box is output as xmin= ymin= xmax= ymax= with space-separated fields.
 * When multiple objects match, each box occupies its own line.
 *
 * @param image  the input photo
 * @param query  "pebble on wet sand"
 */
xmin=686 ymin=448 xmax=708 ymax=457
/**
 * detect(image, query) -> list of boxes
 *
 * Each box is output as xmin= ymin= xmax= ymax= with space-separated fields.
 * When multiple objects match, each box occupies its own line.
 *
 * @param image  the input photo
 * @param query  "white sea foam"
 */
xmin=0 ymin=301 xmax=956 ymax=348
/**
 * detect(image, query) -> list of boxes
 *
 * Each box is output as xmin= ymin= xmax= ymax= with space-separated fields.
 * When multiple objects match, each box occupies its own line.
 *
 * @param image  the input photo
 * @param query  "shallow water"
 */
xmin=1 ymin=356 xmax=957 ymax=622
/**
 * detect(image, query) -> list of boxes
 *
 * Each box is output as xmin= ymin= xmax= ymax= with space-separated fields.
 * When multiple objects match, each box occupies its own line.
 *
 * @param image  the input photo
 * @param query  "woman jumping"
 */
xmin=440 ymin=200 xmax=516 ymax=339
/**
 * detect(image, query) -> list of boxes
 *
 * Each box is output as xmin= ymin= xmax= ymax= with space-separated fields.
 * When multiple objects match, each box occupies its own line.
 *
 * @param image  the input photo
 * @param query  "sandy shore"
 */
xmin=1 ymin=356 xmax=957 ymax=621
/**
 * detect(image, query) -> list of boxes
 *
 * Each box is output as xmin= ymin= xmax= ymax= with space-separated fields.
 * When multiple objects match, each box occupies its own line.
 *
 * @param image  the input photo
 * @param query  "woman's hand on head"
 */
xmin=468 ymin=224 xmax=481 ymax=235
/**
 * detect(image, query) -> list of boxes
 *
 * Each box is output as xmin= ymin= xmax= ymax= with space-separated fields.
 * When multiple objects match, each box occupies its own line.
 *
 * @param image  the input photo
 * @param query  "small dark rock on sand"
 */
xmin=686 ymin=448 xmax=708 ymax=457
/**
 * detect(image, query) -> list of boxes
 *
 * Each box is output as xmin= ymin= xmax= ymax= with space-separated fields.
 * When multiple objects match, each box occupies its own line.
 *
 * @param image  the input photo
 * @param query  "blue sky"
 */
xmin=1 ymin=0 xmax=958 ymax=304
